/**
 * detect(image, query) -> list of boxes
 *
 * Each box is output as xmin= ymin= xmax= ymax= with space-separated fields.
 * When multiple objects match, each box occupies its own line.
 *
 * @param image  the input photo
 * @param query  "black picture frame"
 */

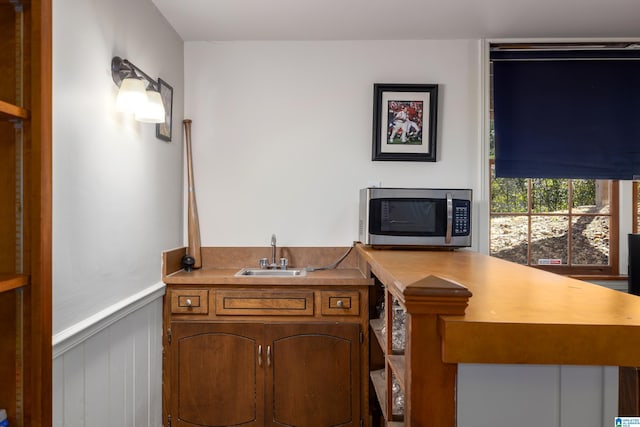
xmin=156 ymin=78 xmax=173 ymax=142
xmin=372 ymin=83 xmax=438 ymax=161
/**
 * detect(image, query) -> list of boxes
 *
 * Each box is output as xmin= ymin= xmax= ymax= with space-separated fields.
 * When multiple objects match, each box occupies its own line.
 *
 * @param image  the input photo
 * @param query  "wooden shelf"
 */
xmin=0 ymin=100 xmax=29 ymax=121
xmin=371 ymin=303 xmax=407 ymax=424
xmin=370 ymin=318 xmax=385 ymax=350
xmin=0 ymin=274 xmax=28 ymax=293
xmin=387 ymin=355 xmax=406 ymax=392
xmin=370 ymin=369 xmax=388 ymax=420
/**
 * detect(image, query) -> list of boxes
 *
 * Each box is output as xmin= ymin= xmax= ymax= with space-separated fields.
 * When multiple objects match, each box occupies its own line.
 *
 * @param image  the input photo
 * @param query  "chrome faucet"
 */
xmin=271 ymin=234 xmax=277 ymax=266
xmin=258 ymin=234 xmax=288 ymax=270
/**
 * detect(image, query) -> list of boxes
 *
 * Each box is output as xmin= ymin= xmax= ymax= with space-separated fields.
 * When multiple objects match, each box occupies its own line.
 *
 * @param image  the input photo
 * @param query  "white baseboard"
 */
xmin=52 ymin=281 xmax=166 ymax=358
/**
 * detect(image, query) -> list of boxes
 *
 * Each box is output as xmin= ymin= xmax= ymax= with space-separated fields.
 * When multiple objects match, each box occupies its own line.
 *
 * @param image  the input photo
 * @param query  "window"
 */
xmin=489 ymin=164 xmax=618 ymax=275
xmin=489 ymin=43 xmax=620 ymax=276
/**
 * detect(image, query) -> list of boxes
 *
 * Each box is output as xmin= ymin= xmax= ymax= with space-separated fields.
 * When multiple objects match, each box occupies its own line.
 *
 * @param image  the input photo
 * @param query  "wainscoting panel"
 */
xmin=457 ymin=363 xmax=618 ymax=427
xmin=53 ymin=287 xmax=164 ymax=427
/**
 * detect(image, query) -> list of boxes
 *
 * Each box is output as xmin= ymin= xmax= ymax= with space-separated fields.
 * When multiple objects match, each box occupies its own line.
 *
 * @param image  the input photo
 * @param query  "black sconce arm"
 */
xmin=111 ymin=56 xmax=159 ymax=91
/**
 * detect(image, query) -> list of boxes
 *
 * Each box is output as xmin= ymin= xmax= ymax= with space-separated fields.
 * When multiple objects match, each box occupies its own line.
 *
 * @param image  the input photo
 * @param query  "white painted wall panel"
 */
xmin=61 ymin=346 xmax=85 ymax=427
xmin=84 ymin=329 xmax=110 ymax=427
xmin=457 ymin=364 xmax=618 ymax=427
xmin=53 ymin=357 xmax=64 ymax=427
xmin=604 ymin=366 xmax=620 ymax=424
xmin=133 ymin=307 xmax=151 ymax=427
xmin=560 ymin=365 xmax=603 ymax=427
xmin=148 ymin=300 xmax=163 ymax=427
xmin=108 ymin=317 xmax=132 ymax=427
xmin=53 ymin=297 xmax=163 ymax=427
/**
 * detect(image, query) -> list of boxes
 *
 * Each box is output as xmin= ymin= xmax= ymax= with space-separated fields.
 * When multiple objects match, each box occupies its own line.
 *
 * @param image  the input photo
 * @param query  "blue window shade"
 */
xmin=492 ymin=50 xmax=640 ymax=179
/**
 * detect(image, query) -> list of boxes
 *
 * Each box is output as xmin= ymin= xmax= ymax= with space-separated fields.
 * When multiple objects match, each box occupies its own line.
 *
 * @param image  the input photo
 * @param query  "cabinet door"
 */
xmin=265 ymin=323 xmax=361 ymax=427
xmin=170 ymin=322 xmax=264 ymax=427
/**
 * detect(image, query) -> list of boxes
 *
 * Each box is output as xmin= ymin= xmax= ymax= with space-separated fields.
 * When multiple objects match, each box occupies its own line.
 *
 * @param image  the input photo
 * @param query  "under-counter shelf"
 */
xmin=0 ymin=100 xmax=29 ymax=121
xmin=370 ymin=369 xmax=387 ymax=420
xmin=370 ymin=369 xmax=405 ymax=424
xmin=371 ymin=318 xmax=406 ymax=391
xmin=0 ymin=274 xmax=28 ymax=293
xmin=370 ymin=318 xmax=385 ymax=350
xmin=387 ymin=355 xmax=406 ymax=392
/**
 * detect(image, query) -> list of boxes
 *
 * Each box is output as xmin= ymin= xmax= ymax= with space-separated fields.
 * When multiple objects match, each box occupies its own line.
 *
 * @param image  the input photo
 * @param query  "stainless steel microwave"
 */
xmin=359 ymin=187 xmax=472 ymax=248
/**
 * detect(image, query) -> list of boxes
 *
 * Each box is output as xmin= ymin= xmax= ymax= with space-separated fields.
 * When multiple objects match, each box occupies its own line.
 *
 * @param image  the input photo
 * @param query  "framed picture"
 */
xmin=372 ymin=83 xmax=438 ymax=161
xmin=156 ymin=78 xmax=173 ymax=142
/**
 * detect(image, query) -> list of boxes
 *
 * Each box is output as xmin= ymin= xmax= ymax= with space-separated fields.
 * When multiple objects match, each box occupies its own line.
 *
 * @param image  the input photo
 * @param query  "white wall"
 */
xmin=52 ymin=0 xmax=184 ymax=334
xmin=184 ymin=40 xmax=482 ymax=248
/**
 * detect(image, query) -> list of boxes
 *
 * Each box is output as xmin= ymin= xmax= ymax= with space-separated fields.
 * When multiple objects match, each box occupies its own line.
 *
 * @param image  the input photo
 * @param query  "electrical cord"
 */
xmin=305 ymin=241 xmax=357 ymax=272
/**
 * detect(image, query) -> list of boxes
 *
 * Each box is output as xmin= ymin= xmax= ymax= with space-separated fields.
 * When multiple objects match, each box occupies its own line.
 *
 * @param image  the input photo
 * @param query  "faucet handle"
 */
xmin=279 ymin=257 xmax=288 ymax=270
xmin=259 ymin=258 xmax=269 ymax=269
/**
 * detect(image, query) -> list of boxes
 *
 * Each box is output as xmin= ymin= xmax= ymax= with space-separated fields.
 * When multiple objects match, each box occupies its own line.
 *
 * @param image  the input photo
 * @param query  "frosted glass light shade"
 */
xmin=115 ymin=78 xmax=147 ymax=114
xmin=135 ymin=90 xmax=166 ymax=123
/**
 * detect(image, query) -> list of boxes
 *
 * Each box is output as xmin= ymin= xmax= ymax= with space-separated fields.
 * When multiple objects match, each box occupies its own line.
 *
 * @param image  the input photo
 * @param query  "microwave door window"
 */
xmin=380 ymin=199 xmax=438 ymax=234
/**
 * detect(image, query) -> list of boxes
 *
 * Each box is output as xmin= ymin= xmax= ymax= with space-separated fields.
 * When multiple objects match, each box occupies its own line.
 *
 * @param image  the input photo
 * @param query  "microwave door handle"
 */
xmin=445 ymin=193 xmax=453 ymax=244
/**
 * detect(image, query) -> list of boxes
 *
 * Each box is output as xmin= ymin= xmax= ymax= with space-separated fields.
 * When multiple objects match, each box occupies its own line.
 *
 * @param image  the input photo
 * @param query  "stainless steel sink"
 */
xmin=234 ymin=268 xmax=307 ymax=277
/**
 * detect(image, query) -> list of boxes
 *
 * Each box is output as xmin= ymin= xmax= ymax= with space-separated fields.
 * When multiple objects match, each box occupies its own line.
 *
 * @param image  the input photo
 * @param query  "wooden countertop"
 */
xmin=358 ymin=245 xmax=640 ymax=367
xmin=162 ymin=246 xmax=372 ymax=286
xmin=164 ymin=266 xmax=371 ymax=286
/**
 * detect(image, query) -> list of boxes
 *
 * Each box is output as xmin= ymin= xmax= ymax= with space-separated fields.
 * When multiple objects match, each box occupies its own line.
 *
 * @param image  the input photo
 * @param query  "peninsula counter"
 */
xmin=357 ymin=245 xmax=640 ymax=427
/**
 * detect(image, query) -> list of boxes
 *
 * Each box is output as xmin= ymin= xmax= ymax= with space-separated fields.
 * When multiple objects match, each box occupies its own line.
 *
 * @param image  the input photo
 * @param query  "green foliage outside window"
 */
xmin=491 ymin=175 xmax=527 ymax=213
xmin=492 ymin=175 xmax=597 ymax=214
xmin=572 ymin=179 xmax=597 ymax=207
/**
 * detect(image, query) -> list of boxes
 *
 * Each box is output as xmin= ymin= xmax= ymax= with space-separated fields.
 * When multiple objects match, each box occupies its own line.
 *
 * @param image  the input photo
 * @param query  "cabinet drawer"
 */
xmin=321 ymin=291 xmax=360 ymax=316
xmin=216 ymin=290 xmax=314 ymax=316
xmin=170 ymin=289 xmax=209 ymax=314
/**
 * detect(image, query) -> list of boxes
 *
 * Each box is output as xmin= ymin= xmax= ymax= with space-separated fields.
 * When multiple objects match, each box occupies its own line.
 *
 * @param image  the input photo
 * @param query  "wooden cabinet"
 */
xmin=267 ymin=322 xmax=360 ymax=427
xmin=164 ymin=285 xmax=368 ymax=427
xmin=0 ymin=1 xmax=51 ymax=426
xmin=170 ymin=322 xmax=264 ymax=427
xmin=170 ymin=322 xmax=360 ymax=427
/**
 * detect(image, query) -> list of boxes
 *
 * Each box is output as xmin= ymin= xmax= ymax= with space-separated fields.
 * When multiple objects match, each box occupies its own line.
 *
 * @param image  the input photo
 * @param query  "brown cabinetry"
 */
xmin=170 ymin=321 xmax=360 ymax=427
xmin=0 ymin=1 xmax=51 ymax=426
xmin=164 ymin=285 xmax=369 ymax=427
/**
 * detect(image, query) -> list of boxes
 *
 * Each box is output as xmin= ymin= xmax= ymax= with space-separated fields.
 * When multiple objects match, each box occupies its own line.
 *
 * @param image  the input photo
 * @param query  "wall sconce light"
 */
xmin=111 ymin=56 xmax=166 ymax=123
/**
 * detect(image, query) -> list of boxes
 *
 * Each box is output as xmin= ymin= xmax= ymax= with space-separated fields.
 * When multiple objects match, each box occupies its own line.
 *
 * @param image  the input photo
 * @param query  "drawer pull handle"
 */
xmin=336 ymin=300 xmax=344 ymax=308
xmin=267 ymin=345 xmax=271 ymax=367
xmin=258 ymin=345 xmax=263 ymax=367
xmin=185 ymin=298 xmax=192 ymax=307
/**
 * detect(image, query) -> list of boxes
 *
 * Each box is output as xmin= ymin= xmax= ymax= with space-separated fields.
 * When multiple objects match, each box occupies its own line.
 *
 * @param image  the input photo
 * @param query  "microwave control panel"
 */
xmin=453 ymin=200 xmax=471 ymax=235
